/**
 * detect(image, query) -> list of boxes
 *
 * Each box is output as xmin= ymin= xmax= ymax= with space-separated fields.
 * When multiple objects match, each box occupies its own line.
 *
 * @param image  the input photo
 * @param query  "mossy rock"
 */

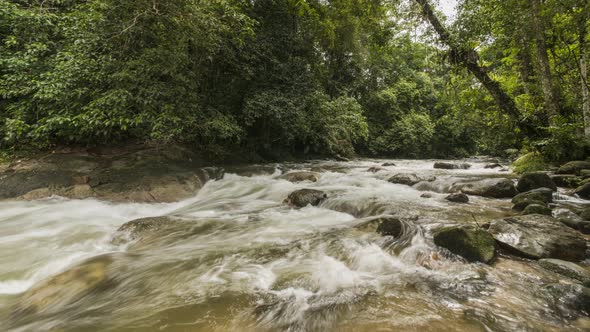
xmin=512 ymin=152 xmax=548 ymax=174
xmin=551 ymin=175 xmax=584 ymax=188
xmin=575 ymin=182 xmax=590 ymax=199
xmin=516 ymin=172 xmax=556 ymax=192
xmin=278 ymin=171 xmax=320 ymax=183
xmin=522 ymin=204 xmax=552 ymax=216
xmin=284 ymin=189 xmax=327 ymax=208
xmin=511 ymin=188 xmax=553 ymax=210
xmin=433 ymin=226 xmax=496 ymax=263
xmin=445 ymin=193 xmax=469 ymax=203
xmin=557 ymin=161 xmax=590 ymax=175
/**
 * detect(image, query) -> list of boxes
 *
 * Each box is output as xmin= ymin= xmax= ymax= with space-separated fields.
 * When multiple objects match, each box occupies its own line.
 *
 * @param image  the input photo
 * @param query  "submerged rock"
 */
xmin=113 ymin=216 xmax=178 ymax=244
xmin=488 ymin=215 xmax=586 ymax=261
xmin=367 ymin=166 xmax=386 ymax=173
xmin=284 ymin=189 xmax=327 ymax=208
xmin=484 ymin=163 xmax=502 ymax=169
xmin=554 ymin=208 xmax=590 ymax=234
xmin=278 ymin=171 xmax=320 ymax=183
xmin=432 ymin=226 xmax=496 ymax=263
xmin=543 ymin=283 xmax=590 ymax=313
xmin=557 ymin=161 xmax=590 ymax=175
xmin=450 ymin=178 xmax=518 ymax=198
xmin=539 ymin=259 xmax=590 ymax=287
xmin=420 ymin=193 xmax=433 ymax=198
xmin=14 ymin=254 xmax=115 ymax=316
xmin=382 ymin=162 xmax=396 ymax=167
xmin=511 ymin=188 xmax=553 ymax=210
xmin=522 ymin=204 xmax=552 ymax=216
xmin=445 ymin=193 xmax=469 ymax=203
xmin=354 ymin=216 xmax=404 ymax=237
xmin=388 ymin=173 xmax=435 ymax=186
xmin=516 ymin=172 xmax=556 ymax=192
xmin=433 ymin=162 xmax=471 ymax=170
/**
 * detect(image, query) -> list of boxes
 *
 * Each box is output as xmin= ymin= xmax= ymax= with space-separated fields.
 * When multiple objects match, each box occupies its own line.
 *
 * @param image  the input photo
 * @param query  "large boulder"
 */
xmin=554 ymin=208 xmax=590 ymax=234
xmin=445 ymin=193 xmax=469 ymax=203
xmin=522 ymin=204 xmax=552 ymax=216
xmin=284 ymin=189 xmax=327 ymax=208
xmin=516 ymin=172 xmax=556 ymax=192
xmin=551 ymin=174 xmax=583 ymax=188
xmin=433 ymin=226 xmax=496 ymax=263
xmin=539 ymin=259 xmax=590 ymax=287
xmin=511 ymin=188 xmax=553 ymax=210
xmin=450 ymin=178 xmax=518 ymax=198
xmin=14 ymin=254 xmax=115 ymax=316
xmin=575 ymin=182 xmax=590 ymax=199
xmin=388 ymin=173 xmax=435 ymax=186
xmin=557 ymin=161 xmax=590 ymax=175
xmin=278 ymin=171 xmax=320 ymax=183
xmin=488 ymin=215 xmax=587 ymax=261
xmin=434 ymin=162 xmax=471 ymax=170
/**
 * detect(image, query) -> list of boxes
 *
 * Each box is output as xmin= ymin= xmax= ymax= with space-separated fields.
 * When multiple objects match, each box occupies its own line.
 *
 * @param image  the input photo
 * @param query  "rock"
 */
xmin=382 ymin=162 xmax=396 ymax=167
xmin=113 ymin=216 xmax=178 ymax=244
xmin=445 ymin=193 xmax=469 ymax=203
xmin=367 ymin=166 xmax=386 ymax=173
xmin=354 ymin=216 xmax=404 ymax=237
xmin=511 ymin=188 xmax=553 ymax=210
xmin=433 ymin=162 xmax=471 ymax=170
xmin=551 ymin=174 xmax=583 ymax=188
xmin=488 ymin=215 xmax=586 ymax=261
xmin=450 ymin=178 xmax=518 ymax=198
xmin=554 ymin=208 xmax=590 ymax=234
xmin=484 ymin=163 xmax=502 ymax=169
xmin=516 ymin=172 xmax=557 ymax=192
xmin=522 ymin=204 xmax=552 ymax=216
xmin=388 ymin=173 xmax=435 ymax=186
xmin=557 ymin=161 xmax=590 ymax=175
xmin=420 ymin=193 xmax=433 ymax=198
xmin=539 ymin=259 xmax=590 ymax=287
xmin=579 ymin=207 xmax=590 ymax=221
xmin=14 ymin=254 xmax=114 ymax=316
xmin=284 ymin=189 xmax=327 ymax=208
xmin=278 ymin=171 xmax=319 ymax=183
xmin=432 ymin=226 xmax=496 ymax=263
xmin=543 ymin=283 xmax=590 ymax=312
xmin=575 ymin=182 xmax=590 ymax=199
xmin=581 ymin=169 xmax=590 ymax=178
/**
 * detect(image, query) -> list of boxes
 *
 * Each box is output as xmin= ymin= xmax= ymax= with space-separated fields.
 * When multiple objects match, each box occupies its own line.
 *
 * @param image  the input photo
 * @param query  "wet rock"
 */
xmin=551 ymin=174 xmax=583 ymax=188
xmin=113 ymin=216 xmax=178 ymax=243
xmin=382 ymin=162 xmax=396 ymax=167
xmin=522 ymin=204 xmax=552 ymax=216
xmin=450 ymin=178 xmax=518 ymax=198
xmin=516 ymin=172 xmax=556 ymax=192
xmin=433 ymin=162 xmax=471 ymax=170
xmin=578 ymin=207 xmax=590 ymax=221
xmin=14 ymin=254 xmax=115 ymax=316
xmin=581 ymin=169 xmax=590 ymax=178
xmin=388 ymin=173 xmax=435 ymax=186
xmin=284 ymin=189 xmax=327 ymax=208
xmin=557 ymin=161 xmax=590 ymax=175
xmin=554 ymin=208 xmax=590 ymax=234
xmin=543 ymin=283 xmax=590 ymax=313
xmin=484 ymin=163 xmax=502 ymax=169
xmin=575 ymin=182 xmax=590 ymax=199
xmin=432 ymin=226 xmax=496 ymax=263
xmin=445 ymin=193 xmax=469 ymax=203
xmin=420 ymin=193 xmax=433 ymax=198
xmin=367 ymin=166 xmax=386 ymax=173
xmin=354 ymin=216 xmax=403 ymax=237
xmin=511 ymin=188 xmax=553 ymax=210
xmin=539 ymin=259 xmax=590 ymax=287
xmin=488 ymin=215 xmax=586 ymax=261
xmin=278 ymin=171 xmax=320 ymax=183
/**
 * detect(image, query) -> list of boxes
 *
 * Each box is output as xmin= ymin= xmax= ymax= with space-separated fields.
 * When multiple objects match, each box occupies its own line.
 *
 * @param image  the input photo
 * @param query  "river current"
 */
xmin=0 ymin=159 xmax=588 ymax=331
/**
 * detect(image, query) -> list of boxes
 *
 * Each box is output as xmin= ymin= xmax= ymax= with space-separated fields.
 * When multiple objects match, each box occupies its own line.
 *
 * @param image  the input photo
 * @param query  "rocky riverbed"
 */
xmin=0 ymin=155 xmax=589 ymax=331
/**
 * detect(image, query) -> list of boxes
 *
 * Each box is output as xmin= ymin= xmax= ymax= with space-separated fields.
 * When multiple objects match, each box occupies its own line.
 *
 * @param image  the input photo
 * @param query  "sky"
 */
xmin=439 ymin=0 xmax=458 ymax=19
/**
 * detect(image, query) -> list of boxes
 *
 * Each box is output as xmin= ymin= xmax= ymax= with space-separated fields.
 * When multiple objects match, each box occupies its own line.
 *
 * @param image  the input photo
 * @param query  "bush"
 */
xmin=370 ymin=112 xmax=435 ymax=157
xmin=512 ymin=152 xmax=549 ymax=174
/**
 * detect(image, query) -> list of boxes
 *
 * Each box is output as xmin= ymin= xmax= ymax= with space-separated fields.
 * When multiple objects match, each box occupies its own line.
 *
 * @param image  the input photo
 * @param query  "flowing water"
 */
xmin=0 ymin=159 xmax=588 ymax=331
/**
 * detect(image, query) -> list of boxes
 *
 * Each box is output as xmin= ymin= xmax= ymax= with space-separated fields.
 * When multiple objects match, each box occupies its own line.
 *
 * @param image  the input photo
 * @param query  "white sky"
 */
xmin=439 ymin=0 xmax=458 ymax=19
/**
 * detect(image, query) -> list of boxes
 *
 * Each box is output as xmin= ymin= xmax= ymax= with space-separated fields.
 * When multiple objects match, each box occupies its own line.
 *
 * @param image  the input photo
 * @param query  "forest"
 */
xmin=1 ymin=0 xmax=589 ymax=163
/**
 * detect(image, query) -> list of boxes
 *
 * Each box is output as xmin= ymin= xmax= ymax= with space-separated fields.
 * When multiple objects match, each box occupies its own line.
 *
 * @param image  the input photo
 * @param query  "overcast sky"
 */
xmin=438 ymin=0 xmax=458 ymax=18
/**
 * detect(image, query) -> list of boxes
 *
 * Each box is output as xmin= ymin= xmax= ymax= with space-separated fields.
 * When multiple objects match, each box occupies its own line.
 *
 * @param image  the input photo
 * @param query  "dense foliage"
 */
xmin=0 ymin=0 xmax=588 ymax=160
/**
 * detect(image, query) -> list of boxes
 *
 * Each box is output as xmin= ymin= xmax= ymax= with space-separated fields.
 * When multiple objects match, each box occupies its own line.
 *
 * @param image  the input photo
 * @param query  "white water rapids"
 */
xmin=0 ymin=159 xmax=588 ymax=331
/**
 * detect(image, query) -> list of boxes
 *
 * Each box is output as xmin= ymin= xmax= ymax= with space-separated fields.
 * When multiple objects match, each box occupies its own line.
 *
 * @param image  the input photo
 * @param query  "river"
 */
xmin=0 ymin=159 xmax=588 ymax=331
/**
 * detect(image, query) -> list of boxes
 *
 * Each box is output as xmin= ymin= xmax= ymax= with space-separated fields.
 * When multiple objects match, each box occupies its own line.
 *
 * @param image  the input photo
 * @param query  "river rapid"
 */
xmin=0 ymin=159 xmax=588 ymax=331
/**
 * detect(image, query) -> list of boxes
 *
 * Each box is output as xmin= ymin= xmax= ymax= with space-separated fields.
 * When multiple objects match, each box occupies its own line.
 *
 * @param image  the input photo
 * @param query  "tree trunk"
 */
xmin=413 ymin=0 xmax=538 ymax=136
xmin=581 ymin=24 xmax=590 ymax=138
xmin=529 ymin=0 xmax=560 ymax=124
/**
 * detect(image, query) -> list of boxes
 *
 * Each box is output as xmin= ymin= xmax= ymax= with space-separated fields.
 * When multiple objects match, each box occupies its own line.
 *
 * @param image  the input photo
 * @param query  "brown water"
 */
xmin=0 ymin=159 xmax=588 ymax=331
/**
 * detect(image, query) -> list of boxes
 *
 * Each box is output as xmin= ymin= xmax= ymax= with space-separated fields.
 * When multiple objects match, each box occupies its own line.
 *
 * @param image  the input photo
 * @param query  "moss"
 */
xmin=512 ymin=152 xmax=549 ymax=174
xmin=433 ymin=226 xmax=496 ymax=263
